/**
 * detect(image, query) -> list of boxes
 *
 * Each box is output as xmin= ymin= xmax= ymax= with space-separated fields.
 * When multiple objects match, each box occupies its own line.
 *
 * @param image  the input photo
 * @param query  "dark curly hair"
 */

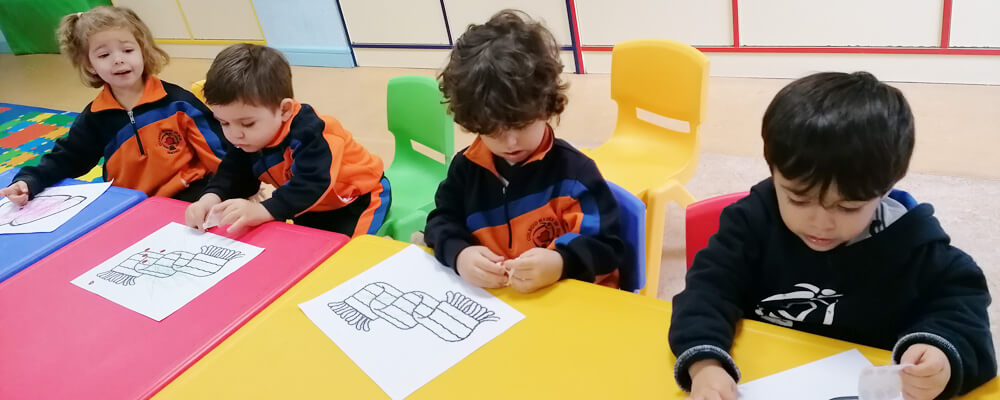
xmin=439 ymin=9 xmax=568 ymax=135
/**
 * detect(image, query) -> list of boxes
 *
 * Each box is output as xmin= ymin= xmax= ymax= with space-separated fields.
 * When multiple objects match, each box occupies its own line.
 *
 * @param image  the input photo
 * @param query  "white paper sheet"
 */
xmin=858 ymin=364 xmax=908 ymax=400
xmin=738 ymin=349 xmax=873 ymax=400
xmin=71 ymin=222 xmax=264 ymax=321
xmin=0 ymin=181 xmax=111 ymax=234
xmin=299 ymin=245 xmax=525 ymax=400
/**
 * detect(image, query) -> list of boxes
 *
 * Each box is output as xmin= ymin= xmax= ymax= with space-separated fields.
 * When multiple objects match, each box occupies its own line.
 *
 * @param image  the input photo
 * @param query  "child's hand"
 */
xmin=456 ymin=246 xmax=507 ymax=288
xmin=210 ymin=198 xmax=274 ymax=234
xmin=0 ymin=181 xmax=30 ymax=206
xmin=900 ymin=343 xmax=951 ymax=400
xmin=688 ymin=359 xmax=738 ymax=400
xmin=504 ymin=247 xmax=563 ymax=293
xmin=185 ymin=193 xmax=222 ymax=231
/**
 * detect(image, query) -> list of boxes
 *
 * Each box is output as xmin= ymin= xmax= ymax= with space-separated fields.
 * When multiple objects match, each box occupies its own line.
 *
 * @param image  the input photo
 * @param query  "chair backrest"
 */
xmin=685 ymin=192 xmax=748 ymax=269
xmin=190 ymin=80 xmax=207 ymax=105
xmin=611 ymin=39 xmax=710 ymax=129
xmin=607 ymin=181 xmax=646 ymax=293
xmin=889 ymin=189 xmax=918 ymax=210
xmin=386 ymin=75 xmax=454 ymax=171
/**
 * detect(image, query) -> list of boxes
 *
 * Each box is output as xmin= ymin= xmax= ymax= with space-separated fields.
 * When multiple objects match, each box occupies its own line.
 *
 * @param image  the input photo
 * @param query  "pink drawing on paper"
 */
xmin=0 ymin=195 xmax=86 ymax=227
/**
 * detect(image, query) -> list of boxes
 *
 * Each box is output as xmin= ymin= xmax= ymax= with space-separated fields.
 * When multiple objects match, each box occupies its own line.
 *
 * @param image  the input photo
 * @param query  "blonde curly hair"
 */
xmin=57 ymin=6 xmax=169 ymax=88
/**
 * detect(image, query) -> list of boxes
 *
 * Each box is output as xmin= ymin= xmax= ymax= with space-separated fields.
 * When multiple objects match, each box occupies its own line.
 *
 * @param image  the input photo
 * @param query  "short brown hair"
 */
xmin=439 ymin=9 xmax=568 ymax=135
xmin=57 ymin=6 xmax=169 ymax=88
xmin=204 ymin=44 xmax=293 ymax=109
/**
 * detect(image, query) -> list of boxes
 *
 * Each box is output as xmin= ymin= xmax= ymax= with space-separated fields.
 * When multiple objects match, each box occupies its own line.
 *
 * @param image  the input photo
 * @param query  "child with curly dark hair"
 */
xmin=425 ymin=10 xmax=626 ymax=294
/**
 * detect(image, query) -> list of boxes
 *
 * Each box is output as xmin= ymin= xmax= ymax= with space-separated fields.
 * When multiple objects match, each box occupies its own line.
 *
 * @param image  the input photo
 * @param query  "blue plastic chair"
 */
xmin=607 ymin=181 xmax=646 ymax=293
xmin=889 ymin=189 xmax=917 ymax=210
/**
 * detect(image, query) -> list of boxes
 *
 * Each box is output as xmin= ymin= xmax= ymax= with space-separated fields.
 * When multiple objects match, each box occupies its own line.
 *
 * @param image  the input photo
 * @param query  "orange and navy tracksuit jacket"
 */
xmin=202 ymin=100 xmax=389 ymax=236
xmin=425 ymin=127 xmax=625 ymax=285
xmin=14 ymin=77 xmax=227 ymax=198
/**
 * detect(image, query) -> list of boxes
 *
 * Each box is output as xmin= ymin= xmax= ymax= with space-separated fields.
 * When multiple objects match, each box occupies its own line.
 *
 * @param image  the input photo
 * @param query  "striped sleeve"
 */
xmin=549 ymin=157 xmax=625 ymax=283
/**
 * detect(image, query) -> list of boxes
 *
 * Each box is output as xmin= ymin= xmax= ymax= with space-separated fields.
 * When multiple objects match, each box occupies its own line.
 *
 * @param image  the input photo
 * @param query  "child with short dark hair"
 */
xmin=184 ymin=44 xmax=389 ymax=236
xmin=669 ymin=71 xmax=996 ymax=400
xmin=425 ymin=10 xmax=625 ymax=293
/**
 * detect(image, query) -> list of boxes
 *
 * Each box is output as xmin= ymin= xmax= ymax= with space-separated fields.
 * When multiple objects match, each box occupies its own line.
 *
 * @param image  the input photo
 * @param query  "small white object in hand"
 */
xmin=203 ymin=208 xmax=222 ymax=229
xmin=858 ymin=363 xmax=911 ymax=400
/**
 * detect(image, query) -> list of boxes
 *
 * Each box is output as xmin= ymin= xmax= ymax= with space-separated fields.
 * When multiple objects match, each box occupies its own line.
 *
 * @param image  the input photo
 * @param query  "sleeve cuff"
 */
xmin=440 ymin=237 xmax=472 ymax=272
xmin=892 ymin=332 xmax=963 ymax=399
xmin=674 ymin=344 xmax=741 ymax=393
xmin=554 ymin=245 xmax=587 ymax=282
xmin=261 ymin=198 xmax=294 ymax=221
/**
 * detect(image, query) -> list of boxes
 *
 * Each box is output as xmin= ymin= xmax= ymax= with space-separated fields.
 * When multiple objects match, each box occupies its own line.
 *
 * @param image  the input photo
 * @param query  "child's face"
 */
xmin=479 ymin=119 xmax=548 ymax=164
xmin=87 ymin=28 xmax=144 ymax=91
xmin=773 ymin=170 xmax=882 ymax=252
xmin=210 ymin=99 xmax=293 ymax=153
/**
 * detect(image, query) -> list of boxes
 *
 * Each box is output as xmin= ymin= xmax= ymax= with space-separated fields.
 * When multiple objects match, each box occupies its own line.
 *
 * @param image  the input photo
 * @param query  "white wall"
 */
xmin=575 ymin=0 xmax=732 ymax=47
xmin=340 ymin=0 xmax=449 ymax=45
xmin=950 ymin=0 xmax=1000 ymax=48
xmin=738 ymin=0 xmax=942 ymax=47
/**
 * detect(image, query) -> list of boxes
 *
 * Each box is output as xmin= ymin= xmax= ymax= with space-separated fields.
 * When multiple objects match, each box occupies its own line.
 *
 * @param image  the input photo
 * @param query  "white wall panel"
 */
xmin=949 ymin=0 xmax=1000 ymax=47
xmin=575 ymin=0 xmax=732 ymax=46
xmin=739 ymin=0 xmax=941 ymax=47
xmin=114 ymin=0 xmax=190 ymax=39
xmin=341 ymin=0 xmax=449 ymax=44
xmin=444 ymin=0 xmax=572 ymax=46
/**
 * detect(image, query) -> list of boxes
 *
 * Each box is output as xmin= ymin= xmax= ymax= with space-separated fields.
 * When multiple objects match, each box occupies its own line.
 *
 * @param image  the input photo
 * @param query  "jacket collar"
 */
xmin=91 ymin=76 xmax=167 ymax=112
xmin=464 ymin=124 xmax=555 ymax=177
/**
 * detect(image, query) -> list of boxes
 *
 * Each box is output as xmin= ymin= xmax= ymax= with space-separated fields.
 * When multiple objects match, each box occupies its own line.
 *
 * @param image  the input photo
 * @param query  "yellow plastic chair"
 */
xmin=191 ymin=80 xmax=207 ymax=105
xmin=76 ymin=165 xmax=103 ymax=182
xmin=582 ymin=39 xmax=709 ymax=298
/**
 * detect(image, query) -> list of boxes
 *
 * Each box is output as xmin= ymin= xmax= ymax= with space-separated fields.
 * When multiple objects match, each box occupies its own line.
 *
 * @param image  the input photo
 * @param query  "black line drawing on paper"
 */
xmin=0 ymin=195 xmax=86 ymax=227
xmin=328 ymin=282 xmax=499 ymax=342
xmin=97 ymin=245 xmax=243 ymax=285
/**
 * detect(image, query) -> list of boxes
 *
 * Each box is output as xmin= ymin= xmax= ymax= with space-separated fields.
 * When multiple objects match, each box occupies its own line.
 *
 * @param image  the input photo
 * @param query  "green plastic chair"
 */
xmin=376 ymin=75 xmax=454 ymax=241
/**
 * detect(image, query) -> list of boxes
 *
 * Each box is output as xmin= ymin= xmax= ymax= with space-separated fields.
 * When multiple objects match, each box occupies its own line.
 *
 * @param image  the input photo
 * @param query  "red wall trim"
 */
xmin=940 ymin=0 xmax=953 ymax=48
xmin=731 ymin=0 xmax=740 ymax=48
xmin=580 ymin=46 xmax=1000 ymax=56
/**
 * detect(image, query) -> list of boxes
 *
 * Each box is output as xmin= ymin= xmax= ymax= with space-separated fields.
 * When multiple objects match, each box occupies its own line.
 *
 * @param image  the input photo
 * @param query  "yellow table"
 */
xmin=155 ymin=235 xmax=998 ymax=399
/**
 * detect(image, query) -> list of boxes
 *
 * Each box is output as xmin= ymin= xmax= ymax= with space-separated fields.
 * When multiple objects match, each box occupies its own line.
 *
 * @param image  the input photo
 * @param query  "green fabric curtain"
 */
xmin=0 ymin=0 xmax=112 ymax=55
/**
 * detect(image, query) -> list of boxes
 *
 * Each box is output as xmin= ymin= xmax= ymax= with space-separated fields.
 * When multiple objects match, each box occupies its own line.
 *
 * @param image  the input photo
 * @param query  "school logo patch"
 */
xmin=528 ymin=217 xmax=567 ymax=248
xmin=158 ymin=130 xmax=183 ymax=154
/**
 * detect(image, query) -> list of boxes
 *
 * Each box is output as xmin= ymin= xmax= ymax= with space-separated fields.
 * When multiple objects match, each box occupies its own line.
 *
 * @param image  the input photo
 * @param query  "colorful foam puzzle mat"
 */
xmin=0 ymin=103 xmax=78 ymax=172
xmin=0 ymin=103 xmax=103 ymax=181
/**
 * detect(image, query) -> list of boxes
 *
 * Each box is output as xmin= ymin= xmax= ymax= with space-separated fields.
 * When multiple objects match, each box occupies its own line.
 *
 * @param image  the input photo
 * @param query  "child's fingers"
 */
xmin=227 ymin=216 xmax=249 ymax=234
xmin=474 ymin=266 xmax=507 ymax=288
xmin=904 ymin=362 xmax=943 ymax=378
xmin=900 ymin=346 xmax=923 ymax=364
xmin=209 ymin=202 xmax=231 ymax=217
xmin=474 ymin=256 xmax=506 ymax=275
xmin=7 ymin=193 xmax=29 ymax=206
xmin=218 ymin=208 xmax=243 ymax=227
xmin=480 ymin=248 xmax=505 ymax=263
xmin=902 ymin=349 xmax=943 ymax=378
xmin=0 ymin=182 xmax=28 ymax=203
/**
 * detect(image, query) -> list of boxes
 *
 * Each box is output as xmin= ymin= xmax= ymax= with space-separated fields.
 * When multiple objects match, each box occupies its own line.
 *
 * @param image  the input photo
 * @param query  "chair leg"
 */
xmin=637 ymin=180 xmax=697 ymax=298
xmin=638 ymin=185 xmax=669 ymax=298
xmin=663 ymin=180 xmax=697 ymax=208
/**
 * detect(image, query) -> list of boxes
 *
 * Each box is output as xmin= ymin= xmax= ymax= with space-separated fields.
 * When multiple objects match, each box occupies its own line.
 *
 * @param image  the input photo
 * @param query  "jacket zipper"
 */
xmin=127 ymin=110 xmax=145 ymax=156
xmin=502 ymin=184 xmax=512 ymax=249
